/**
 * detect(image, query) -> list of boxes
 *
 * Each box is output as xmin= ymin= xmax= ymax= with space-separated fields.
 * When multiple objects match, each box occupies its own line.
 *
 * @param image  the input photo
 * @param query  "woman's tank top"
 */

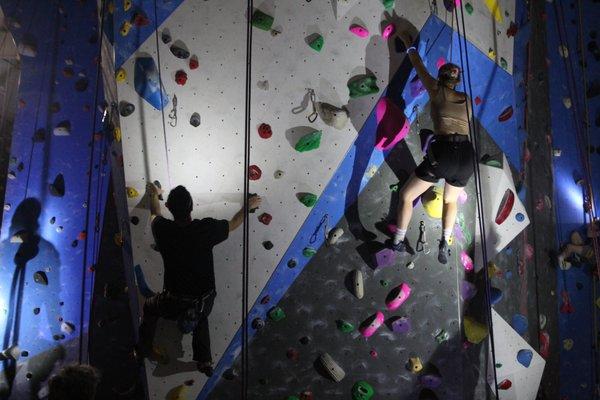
xmin=430 ymin=85 xmax=471 ymax=135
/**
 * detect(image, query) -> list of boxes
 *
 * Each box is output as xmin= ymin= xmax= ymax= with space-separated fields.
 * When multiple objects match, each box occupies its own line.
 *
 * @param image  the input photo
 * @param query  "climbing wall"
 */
xmin=108 ymin=0 xmax=528 ymax=399
xmin=0 ymin=0 xmax=109 ymax=398
xmin=546 ymin=0 xmax=600 ymax=398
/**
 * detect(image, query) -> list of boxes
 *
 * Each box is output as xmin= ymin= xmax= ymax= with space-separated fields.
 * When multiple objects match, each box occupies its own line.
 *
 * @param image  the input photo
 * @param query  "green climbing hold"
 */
xmin=389 ymin=183 xmax=399 ymax=192
xmin=302 ymin=247 xmax=317 ymax=257
xmin=348 ymin=75 xmax=379 ymax=98
xmin=308 ymin=34 xmax=324 ymax=52
xmin=484 ymin=159 xmax=502 ymax=168
xmin=268 ymin=306 xmax=286 ymax=322
xmin=500 ymin=57 xmax=508 ymax=70
xmin=381 ymin=0 xmax=394 ymax=10
xmin=336 ymin=320 xmax=355 ymax=333
xmin=299 ymin=193 xmax=318 ymax=207
xmin=465 ymin=3 xmax=473 ymax=14
xmin=380 ymin=279 xmax=389 ymax=287
xmin=251 ymin=10 xmax=274 ymax=31
xmin=495 ymin=363 xmax=503 ymax=368
xmin=352 ymin=380 xmax=375 ymax=400
xmin=295 ymin=130 xmax=322 ymax=152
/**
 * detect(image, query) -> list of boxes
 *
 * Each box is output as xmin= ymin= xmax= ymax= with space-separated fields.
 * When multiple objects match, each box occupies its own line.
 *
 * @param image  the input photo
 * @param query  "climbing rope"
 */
xmin=78 ymin=0 xmax=107 ymax=362
xmin=453 ymin=4 xmax=500 ymax=397
xmin=152 ymin=0 xmax=173 ymax=189
xmin=242 ymin=0 xmax=254 ymax=398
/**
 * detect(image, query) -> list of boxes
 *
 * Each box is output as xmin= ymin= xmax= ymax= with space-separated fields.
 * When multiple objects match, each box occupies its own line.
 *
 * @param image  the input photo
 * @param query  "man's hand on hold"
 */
xmin=249 ymin=195 xmax=262 ymax=211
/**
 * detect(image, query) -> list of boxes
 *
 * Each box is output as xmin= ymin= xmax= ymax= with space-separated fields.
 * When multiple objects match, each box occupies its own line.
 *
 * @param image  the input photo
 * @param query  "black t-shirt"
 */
xmin=151 ymin=216 xmax=229 ymax=296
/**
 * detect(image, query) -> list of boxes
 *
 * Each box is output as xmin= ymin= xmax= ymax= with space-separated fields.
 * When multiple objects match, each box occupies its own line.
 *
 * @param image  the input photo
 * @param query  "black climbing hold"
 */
xmin=299 ymin=336 xmax=310 ymax=345
xmin=170 ymin=40 xmax=190 ymax=59
xmin=33 ymin=128 xmax=46 ymax=142
xmin=26 ymin=372 xmax=32 ymax=380
xmin=190 ymin=112 xmax=201 ymax=127
xmin=21 ymin=351 xmax=28 ymax=357
xmin=34 ymin=271 xmax=48 ymax=285
xmin=287 ymin=258 xmax=297 ymax=268
xmin=130 ymin=216 xmax=139 ymax=225
xmin=258 ymin=378 xmax=268 ymax=385
xmin=33 ymin=307 xmax=40 ymax=315
xmin=251 ymin=317 xmax=265 ymax=330
xmin=263 ymin=241 xmax=273 ymax=250
xmin=161 ymin=29 xmax=172 ymax=44
xmin=75 ymin=77 xmax=89 ymax=92
xmin=71 ymin=240 xmax=78 ymax=248
xmin=49 ymin=173 xmax=65 ymax=197
xmin=119 ymin=101 xmax=135 ymax=117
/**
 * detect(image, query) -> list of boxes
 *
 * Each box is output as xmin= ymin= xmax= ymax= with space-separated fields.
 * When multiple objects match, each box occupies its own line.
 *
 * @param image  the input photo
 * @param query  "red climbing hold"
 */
xmin=189 ymin=55 xmax=199 ymax=70
xmin=495 ymin=189 xmax=515 ymax=225
xmin=498 ymin=379 xmax=512 ymax=390
xmin=498 ymin=106 xmax=514 ymax=122
xmin=249 ymin=165 xmax=262 ymax=180
xmin=507 ymin=22 xmax=518 ymax=38
xmin=77 ymin=231 xmax=87 ymax=240
xmin=259 ymin=213 xmax=272 ymax=225
xmin=299 ymin=391 xmax=314 ymax=400
xmin=132 ymin=12 xmax=150 ymax=27
xmin=258 ymin=123 xmax=272 ymax=139
xmin=560 ymin=290 xmax=574 ymax=314
xmin=260 ymin=295 xmax=270 ymax=304
xmin=286 ymin=348 xmax=300 ymax=362
xmin=539 ymin=330 xmax=550 ymax=359
xmin=175 ymin=70 xmax=188 ymax=85
xmin=474 ymin=96 xmax=482 ymax=105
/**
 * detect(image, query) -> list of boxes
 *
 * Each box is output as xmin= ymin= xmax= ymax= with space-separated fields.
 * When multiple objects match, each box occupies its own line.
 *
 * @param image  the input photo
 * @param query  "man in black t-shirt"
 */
xmin=137 ymin=183 xmax=261 ymax=377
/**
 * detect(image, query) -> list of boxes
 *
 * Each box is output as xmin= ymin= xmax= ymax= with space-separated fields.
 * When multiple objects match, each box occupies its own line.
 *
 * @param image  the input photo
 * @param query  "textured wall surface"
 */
xmin=0 ymin=0 xmax=109 ymax=398
xmin=106 ymin=1 xmax=550 ymax=399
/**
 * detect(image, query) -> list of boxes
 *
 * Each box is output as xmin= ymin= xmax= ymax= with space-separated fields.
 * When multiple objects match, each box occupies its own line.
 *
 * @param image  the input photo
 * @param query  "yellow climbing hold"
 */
xmin=483 ymin=0 xmax=503 ymax=23
xmin=408 ymin=357 xmax=423 ymax=373
xmin=124 ymin=0 xmax=132 ymax=12
xmin=165 ymin=385 xmax=188 ymax=400
xmin=488 ymin=261 xmax=500 ymax=279
xmin=126 ymin=187 xmax=139 ymax=198
xmin=113 ymin=127 xmax=122 ymax=142
xmin=563 ymin=338 xmax=574 ymax=351
xmin=115 ymin=68 xmax=127 ymax=83
xmin=114 ymin=232 xmax=123 ymax=247
xmin=120 ymin=20 xmax=132 ymax=37
xmin=422 ymin=186 xmax=443 ymax=219
xmin=464 ymin=316 xmax=489 ymax=344
xmin=487 ymin=48 xmax=496 ymax=60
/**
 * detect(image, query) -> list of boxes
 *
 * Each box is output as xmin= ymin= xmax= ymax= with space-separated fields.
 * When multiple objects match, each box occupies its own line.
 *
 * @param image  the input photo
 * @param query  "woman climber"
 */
xmin=391 ymin=32 xmax=475 ymax=264
xmin=557 ymin=220 xmax=599 ymax=270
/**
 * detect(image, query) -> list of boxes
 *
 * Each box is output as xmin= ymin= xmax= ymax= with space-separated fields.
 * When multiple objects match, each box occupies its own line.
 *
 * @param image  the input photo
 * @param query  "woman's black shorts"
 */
xmin=414 ymin=134 xmax=474 ymax=188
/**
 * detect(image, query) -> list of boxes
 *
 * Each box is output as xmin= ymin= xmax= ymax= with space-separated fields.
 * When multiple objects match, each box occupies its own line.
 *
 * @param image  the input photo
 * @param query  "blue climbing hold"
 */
xmin=134 ymin=57 xmax=169 ymax=110
xmin=490 ymin=287 xmax=503 ymax=305
xmin=517 ymin=349 xmax=533 ymax=368
xmin=134 ymin=264 xmax=156 ymax=298
xmin=511 ymin=314 xmax=528 ymax=336
xmin=515 ymin=212 xmax=525 ymax=222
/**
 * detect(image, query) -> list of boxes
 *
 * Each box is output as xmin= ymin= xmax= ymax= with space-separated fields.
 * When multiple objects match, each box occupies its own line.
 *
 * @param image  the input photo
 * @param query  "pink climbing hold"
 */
xmin=385 ymin=283 xmax=412 ymax=311
xmin=382 ymin=23 xmax=395 ymax=39
xmin=349 ymin=24 xmax=369 ymax=38
xmin=436 ymin=57 xmax=447 ymax=70
xmin=387 ymin=223 xmax=397 ymax=234
xmin=458 ymin=189 xmax=468 ymax=205
xmin=375 ymin=97 xmax=410 ymax=151
xmin=474 ymin=96 xmax=482 ymax=105
xmin=369 ymin=349 xmax=378 ymax=358
xmin=359 ymin=311 xmax=385 ymax=338
xmin=460 ymin=251 xmax=474 ymax=272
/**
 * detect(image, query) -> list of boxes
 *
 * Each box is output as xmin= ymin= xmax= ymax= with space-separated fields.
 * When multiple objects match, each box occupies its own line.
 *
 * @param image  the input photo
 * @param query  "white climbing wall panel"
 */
xmin=114 ymin=0 xmax=516 ymax=398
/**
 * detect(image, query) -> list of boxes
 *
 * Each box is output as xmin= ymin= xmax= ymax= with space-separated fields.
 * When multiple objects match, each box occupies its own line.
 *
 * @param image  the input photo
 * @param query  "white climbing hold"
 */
xmin=558 ymin=45 xmax=569 ymax=58
xmin=53 ymin=126 xmax=71 ymax=136
xmin=316 ymin=102 xmax=349 ymax=130
xmin=318 ymin=353 xmax=345 ymax=382
xmin=350 ymin=269 xmax=364 ymax=299
xmin=327 ymin=227 xmax=344 ymax=245
xmin=562 ymin=97 xmax=572 ymax=109
xmin=60 ymin=321 xmax=76 ymax=335
xmin=365 ymin=165 xmax=378 ymax=178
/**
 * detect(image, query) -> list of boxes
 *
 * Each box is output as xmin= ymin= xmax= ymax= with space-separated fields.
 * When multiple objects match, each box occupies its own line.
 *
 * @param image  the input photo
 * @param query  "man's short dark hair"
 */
xmin=48 ymin=364 xmax=100 ymax=400
xmin=166 ymin=185 xmax=193 ymax=220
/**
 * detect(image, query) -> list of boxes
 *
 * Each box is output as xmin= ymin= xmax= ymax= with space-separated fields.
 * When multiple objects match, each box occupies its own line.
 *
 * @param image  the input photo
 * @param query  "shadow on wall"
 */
xmin=0 ymin=198 xmax=64 ymax=398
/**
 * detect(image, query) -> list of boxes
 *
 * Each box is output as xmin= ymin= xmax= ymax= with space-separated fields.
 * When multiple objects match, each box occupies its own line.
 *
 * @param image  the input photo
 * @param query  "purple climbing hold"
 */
xmin=409 ymin=75 xmax=426 ymax=98
xmin=460 ymin=280 xmax=477 ymax=301
xmin=374 ymin=248 xmax=396 ymax=269
xmin=391 ymin=316 xmax=411 ymax=333
xmin=418 ymin=372 xmax=442 ymax=389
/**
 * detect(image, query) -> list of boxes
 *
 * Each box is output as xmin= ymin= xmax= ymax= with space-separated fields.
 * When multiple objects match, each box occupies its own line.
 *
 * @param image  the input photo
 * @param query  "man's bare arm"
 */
xmin=228 ymin=195 xmax=262 ymax=232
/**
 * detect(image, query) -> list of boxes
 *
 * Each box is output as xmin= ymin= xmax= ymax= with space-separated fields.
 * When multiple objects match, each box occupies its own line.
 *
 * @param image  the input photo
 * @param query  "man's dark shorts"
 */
xmin=415 ymin=133 xmax=475 ymax=188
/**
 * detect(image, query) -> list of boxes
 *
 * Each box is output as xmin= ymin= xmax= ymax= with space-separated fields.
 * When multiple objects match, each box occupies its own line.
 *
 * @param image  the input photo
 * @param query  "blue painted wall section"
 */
xmin=112 ymin=0 xmax=186 ymax=68
xmin=546 ymin=0 xmax=600 ymax=398
xmin=199 ymin=14 xmax=523 ymax=398
xmin=0 ymin=0 xmax=109 ymax=392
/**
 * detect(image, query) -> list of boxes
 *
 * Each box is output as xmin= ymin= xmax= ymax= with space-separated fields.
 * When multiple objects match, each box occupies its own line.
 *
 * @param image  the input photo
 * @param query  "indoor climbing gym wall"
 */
xmin=0 ymin=0 xmax=109 ymax=398
xmin=106 ymin=0 xmax=563 ymax=399
xmin=546 ymin=0 xmax=600 ymax=398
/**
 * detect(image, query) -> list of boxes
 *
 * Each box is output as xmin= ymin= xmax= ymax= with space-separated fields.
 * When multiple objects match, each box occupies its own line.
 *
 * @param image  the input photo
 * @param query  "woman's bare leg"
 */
xmin=393 ymin=173 xmax=434 ymax=253
xmin=437 ymin=182 xmax=463 ymax=264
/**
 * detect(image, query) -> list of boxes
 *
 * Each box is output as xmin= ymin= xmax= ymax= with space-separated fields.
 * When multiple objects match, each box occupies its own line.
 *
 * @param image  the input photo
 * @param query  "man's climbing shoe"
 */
xmin=392 ymin=238 xmax=415 ymax=255
xmin=438 ymin=239 xmax=449 ymax=264
xmin=197 ymin=361 xmax=214 ymax=377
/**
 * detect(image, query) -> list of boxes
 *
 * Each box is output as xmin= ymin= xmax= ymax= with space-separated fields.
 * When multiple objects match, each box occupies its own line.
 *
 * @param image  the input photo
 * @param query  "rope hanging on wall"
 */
xmin=453 ymin=4 xmax=500 ymax=398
